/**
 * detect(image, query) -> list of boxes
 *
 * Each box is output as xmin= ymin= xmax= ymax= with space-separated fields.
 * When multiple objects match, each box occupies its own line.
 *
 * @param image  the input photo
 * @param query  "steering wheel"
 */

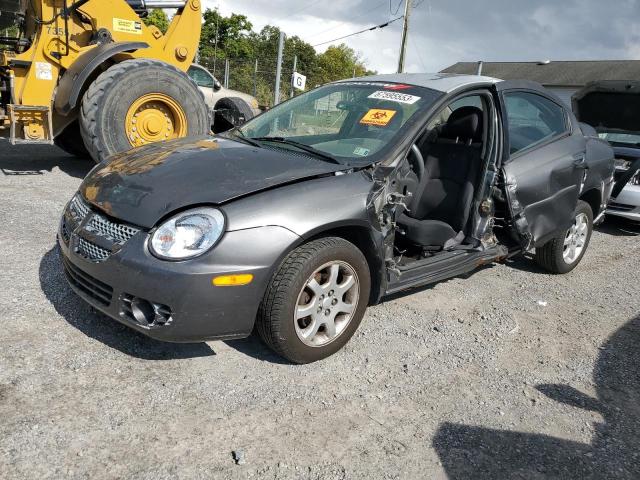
xmin=408 ymin=144 xmax=425 ymax=182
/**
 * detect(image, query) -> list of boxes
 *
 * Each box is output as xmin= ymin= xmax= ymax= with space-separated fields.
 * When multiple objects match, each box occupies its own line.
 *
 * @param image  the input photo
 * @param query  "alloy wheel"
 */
xmin=294 ymin=261 xmax=360 ymax=347
xmin=563 ymin=212 xmax=589 ymax=264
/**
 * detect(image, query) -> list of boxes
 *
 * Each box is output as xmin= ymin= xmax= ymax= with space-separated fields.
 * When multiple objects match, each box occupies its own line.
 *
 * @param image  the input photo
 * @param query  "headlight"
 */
xmin=150 ymin=207 xmax=225 ymax=260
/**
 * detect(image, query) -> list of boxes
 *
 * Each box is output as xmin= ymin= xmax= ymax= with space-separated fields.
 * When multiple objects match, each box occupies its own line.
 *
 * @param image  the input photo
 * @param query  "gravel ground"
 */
xmin=1 ymin=143 xmax=639 ymax=479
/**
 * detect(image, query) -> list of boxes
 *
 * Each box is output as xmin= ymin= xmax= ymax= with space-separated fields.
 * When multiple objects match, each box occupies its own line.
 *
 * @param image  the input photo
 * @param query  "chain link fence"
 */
xmin=199 ymin=56 xmax=304 ymax=108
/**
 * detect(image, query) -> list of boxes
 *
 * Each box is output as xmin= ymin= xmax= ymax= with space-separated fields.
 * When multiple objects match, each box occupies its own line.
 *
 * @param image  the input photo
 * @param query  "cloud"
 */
xmin=201 ymin=0 xmax=640 ymax=73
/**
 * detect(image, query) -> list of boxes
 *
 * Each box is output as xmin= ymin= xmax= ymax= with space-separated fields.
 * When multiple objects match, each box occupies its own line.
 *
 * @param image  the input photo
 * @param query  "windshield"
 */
xmin=598 ymin=131 xmax=640 ymax=147
xmin=235 ymin=82 xmax=441 ymax=164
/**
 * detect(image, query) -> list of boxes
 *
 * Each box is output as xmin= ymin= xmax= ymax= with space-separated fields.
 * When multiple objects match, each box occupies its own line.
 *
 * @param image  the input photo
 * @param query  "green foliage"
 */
xmin=198 ymin=9 xmax=375 ymax=106
xmin=143 ymin=9 xmax=169 ymax=34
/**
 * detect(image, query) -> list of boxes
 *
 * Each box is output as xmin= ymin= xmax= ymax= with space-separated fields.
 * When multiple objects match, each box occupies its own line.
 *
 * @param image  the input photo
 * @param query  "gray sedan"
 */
xmin=58 ymin=73 xmax=614 ymax=363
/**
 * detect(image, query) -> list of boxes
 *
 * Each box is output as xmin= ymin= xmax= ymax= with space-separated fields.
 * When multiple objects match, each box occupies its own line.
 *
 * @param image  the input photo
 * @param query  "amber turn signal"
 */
xmin=212 ymin=274 xmax=254 ymax=286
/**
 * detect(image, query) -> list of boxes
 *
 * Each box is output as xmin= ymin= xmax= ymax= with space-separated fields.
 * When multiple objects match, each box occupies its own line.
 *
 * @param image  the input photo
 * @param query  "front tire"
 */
xmin=257 ymin=237 xmax=371 ymax=364
xmin=79 ymin=59 xmax=210 ymax=163
xmin=535 ymin=200 xmax=593 ymax=274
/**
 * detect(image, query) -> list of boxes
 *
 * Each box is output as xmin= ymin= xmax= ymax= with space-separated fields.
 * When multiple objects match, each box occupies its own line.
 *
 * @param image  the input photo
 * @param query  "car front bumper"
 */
xmin=607 ymin=184 xmax=640 ymax=221
xmin=58 ymin=217 xmax=300 ymax=343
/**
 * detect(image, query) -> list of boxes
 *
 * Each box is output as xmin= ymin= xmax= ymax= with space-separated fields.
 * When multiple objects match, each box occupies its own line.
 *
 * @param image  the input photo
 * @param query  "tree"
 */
xmin=199 ymin=9 xmax=254 ymax=60
xmin=143 ymin=9 xmax=169 ymax=34
xmin=196 ymin=11 xmax=376 ymax=106
xmin=314 ymin=44 xmax=373 ymax=86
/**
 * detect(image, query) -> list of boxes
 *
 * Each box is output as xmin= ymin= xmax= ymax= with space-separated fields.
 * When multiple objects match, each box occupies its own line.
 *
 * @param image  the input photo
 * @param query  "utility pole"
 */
xmin=290 ymin=55 xmax=297 ymax=99
xmin=397 ymin=0 xmax=412 ymax=73
xmin=274 ymin=31 xmax=286 ymax=106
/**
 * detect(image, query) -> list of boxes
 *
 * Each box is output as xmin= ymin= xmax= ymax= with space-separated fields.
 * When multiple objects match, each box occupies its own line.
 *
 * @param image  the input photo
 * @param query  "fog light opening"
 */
xmin=130 ymin=297 xmax=156 ymax=326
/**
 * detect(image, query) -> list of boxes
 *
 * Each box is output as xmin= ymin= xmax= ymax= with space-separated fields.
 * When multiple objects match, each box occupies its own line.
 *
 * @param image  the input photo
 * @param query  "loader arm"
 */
xmin=1 ymin=0 xmax=201 ymax=142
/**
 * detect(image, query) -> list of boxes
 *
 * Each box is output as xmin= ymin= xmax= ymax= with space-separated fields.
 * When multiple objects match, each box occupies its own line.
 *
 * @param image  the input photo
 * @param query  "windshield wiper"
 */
xmin=251 ymin=137 xmax=341 ymax=164
xmin=227 ymin=129 xmax=263 ymax=148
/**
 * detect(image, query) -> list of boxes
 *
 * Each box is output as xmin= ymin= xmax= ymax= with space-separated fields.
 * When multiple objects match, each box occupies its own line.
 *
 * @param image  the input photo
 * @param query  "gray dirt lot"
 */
xmin=1 ymin=142 xmax=639 ymax=479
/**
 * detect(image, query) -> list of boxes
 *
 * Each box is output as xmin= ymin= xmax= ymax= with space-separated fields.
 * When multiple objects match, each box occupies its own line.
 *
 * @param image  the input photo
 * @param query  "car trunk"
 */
xmin=573 ymin=81 xmax=640 ymax=196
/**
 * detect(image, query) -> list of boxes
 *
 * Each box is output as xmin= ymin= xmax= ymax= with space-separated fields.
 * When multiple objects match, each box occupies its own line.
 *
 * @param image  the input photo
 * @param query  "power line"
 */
xmin=306 ymin=0 xmax=389 ymax=39
xmin=312 ymin=16 xmax=404 ymax=47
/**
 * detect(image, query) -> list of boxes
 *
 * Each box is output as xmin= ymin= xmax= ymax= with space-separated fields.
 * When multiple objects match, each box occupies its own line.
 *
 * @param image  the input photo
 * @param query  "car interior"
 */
xmin=394 ymin=94 xmax=492 ymax=263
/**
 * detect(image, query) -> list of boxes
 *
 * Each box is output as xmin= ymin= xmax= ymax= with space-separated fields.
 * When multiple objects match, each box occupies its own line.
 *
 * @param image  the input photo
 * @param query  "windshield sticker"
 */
xmin=353 ymin=147 xmax=371 ymax=157
xmin=368 ymin=90 xmax=421 ymax=105
xmin=360 ymin=109 xmax=397 ymax=127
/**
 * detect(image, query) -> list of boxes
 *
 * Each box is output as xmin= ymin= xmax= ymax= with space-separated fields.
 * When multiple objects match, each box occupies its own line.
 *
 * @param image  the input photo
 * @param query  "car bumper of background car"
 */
xmin=58 ymin=221 xmax=300 ymax=343
xmin=607 ymin=184 xmax=640 ymax=222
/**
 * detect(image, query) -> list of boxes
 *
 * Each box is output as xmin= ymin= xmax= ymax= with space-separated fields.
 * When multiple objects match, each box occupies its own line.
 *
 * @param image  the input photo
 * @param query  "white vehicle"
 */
xmin=187 ymin=64 xmax=261 ymax=133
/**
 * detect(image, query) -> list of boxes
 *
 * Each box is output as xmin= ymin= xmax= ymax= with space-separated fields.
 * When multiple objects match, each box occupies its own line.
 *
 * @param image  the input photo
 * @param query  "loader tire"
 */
xmin=213 ymin=97 xmax=255 ymax=133
xmin=79 ymin=59 xmax=210 ymax=163
xmin=54 ymin=121 xmax=90 ymax=159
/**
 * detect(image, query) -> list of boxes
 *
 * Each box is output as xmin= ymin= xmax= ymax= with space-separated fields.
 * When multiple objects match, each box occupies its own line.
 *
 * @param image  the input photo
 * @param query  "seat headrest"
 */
xmin=440 ymin=106 xmax=483 ymax=143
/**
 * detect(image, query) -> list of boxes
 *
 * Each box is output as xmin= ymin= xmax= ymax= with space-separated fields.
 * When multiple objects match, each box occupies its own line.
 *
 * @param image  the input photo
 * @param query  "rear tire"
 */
xmin=256 ymin=237 xmax=371 ymax=364
xmin=535 ymin=200 xmax=593 ymax=274
xmin=213 ymin=97 xmax=255 ymax=133
xmin=79 ymin=59 xmax=210 ymax=163
xmin=54 ymin=121 xmax=90 ymax=159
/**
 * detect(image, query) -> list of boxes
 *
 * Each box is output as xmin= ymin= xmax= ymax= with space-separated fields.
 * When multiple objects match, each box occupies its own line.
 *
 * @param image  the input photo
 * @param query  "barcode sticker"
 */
xmin=368 ymin=90 xmax=421 ymax=105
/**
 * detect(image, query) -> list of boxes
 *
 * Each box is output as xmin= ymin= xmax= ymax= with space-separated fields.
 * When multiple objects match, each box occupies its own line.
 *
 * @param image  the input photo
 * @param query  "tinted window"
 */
xmin=504 ymin=92 xmax=568 ymax=154
xmin=188 ymin=66 xmax=215 ymax=88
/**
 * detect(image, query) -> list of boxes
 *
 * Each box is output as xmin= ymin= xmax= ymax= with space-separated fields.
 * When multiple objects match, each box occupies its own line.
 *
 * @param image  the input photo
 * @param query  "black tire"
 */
xmin=257 ymin=237 xmax=371 ymax=364
xmin=79 ymin=59 xmax=210 ymax=163
xmin=213 ymin=97 xmax=255 ymax=133
xmin=535 ymin=200 xmax=593 ymax=274
xmin=54 ymin=121 xmax=90 ymax=159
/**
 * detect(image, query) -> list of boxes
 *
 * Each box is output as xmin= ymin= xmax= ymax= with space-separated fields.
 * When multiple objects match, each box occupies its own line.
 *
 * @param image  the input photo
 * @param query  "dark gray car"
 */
xmin=58 ymin=73 xmax=615 ymax=363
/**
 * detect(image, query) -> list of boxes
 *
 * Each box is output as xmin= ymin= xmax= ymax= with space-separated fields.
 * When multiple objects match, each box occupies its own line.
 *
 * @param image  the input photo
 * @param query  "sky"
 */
xmin=202 ymin=0 xmax=640 ymax=74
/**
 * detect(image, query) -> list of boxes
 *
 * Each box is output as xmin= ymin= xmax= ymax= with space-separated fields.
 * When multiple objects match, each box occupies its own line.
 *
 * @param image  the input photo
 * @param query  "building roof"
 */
xmin=339 ymin=73 xmax=500 ymax=93
xmin=441 ymin=61 xmax=640 ymax=87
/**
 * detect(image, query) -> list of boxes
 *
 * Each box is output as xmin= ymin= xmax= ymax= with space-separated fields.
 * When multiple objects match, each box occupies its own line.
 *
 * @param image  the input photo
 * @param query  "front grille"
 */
xmin=63 ymin=194 xmax=142 ymax=263
xmin=609 ymin=202 xmax=635 ymax=212
xmin=61 ymin=218 xmax=70 ymax=244
xmin=77 ymin=237 xmax=111 ymax=263
xmin=86 ymin=213 xmax=140 ymax=245
xmin=69 ymin=194 xmax=90 ymax=221
xmin=63 ymin=258 xmax=113 ymax=307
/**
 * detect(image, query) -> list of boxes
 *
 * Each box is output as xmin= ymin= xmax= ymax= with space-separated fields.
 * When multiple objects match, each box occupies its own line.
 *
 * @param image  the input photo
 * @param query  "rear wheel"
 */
xmin=257 ymin=237 xmax=371 ymax=364
xmin=535 ymin=200 xmax=593 ymax=274
xmin=79 ymin=59 xmax=210 ymax=163
xmin=213 ymin=97 xmax=255 ymax=133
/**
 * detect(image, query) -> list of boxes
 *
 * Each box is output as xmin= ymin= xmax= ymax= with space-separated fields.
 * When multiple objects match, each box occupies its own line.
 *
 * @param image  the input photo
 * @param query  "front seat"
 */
xmin=399 ymin=106 xmax=484 ymax=250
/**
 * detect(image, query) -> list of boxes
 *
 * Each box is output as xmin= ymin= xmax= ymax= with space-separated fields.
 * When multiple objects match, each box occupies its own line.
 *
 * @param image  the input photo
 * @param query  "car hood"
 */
xmin=572 ymin=81 xmax=640 ymax=134
xmin=80 ymin=135 xmax=350 ymax=229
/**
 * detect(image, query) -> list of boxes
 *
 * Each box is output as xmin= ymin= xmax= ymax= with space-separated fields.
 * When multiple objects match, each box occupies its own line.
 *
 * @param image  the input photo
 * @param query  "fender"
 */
xmin=54 ymin=41 xmax=149 ymax=116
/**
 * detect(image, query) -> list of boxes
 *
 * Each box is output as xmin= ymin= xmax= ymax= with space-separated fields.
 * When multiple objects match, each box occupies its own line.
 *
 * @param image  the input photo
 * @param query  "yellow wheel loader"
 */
xmin=0 ymin=0 xmax=210 ymax=162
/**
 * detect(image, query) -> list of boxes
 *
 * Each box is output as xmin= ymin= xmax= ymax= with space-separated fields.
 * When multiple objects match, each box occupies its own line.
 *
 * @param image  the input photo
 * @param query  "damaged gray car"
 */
xmin=58 ymin=74 xmax=615 ymax=363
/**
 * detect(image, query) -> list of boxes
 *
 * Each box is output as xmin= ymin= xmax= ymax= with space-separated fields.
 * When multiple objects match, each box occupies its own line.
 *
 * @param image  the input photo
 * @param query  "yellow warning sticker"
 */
xmin=360 ymin=109 xmax=397 ymax=127
xmin=113 ymin=18 xmax=143 ymax=35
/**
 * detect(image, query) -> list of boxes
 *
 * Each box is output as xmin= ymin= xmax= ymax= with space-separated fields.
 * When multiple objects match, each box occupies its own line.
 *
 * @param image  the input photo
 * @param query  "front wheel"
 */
xmin=257 ymin=237 xmax=371 ymax=364
xmin=535 ymin=200 xmax=593 ymax=274
xmin=79 ymin=59 xmax=210 ymax=163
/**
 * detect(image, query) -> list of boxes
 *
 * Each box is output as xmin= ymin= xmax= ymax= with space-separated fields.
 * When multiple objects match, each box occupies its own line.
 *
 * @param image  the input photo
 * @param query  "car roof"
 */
xmin=336 ymin=73 xmax=502 ymax=93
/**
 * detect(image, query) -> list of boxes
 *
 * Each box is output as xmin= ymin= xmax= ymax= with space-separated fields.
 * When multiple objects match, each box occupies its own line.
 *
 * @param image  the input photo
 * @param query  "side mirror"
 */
xmin=213 ymin=80 xmax=222 ymax=92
